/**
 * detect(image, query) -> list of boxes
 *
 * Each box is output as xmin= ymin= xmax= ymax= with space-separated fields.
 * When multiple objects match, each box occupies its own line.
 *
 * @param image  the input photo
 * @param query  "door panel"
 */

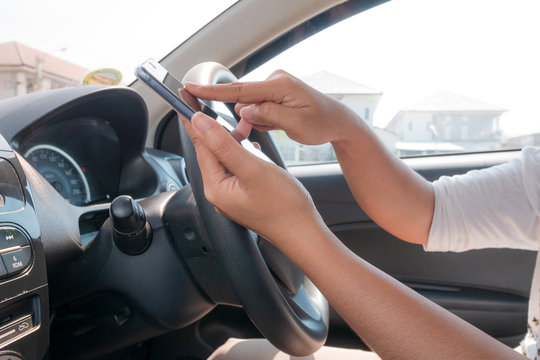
xmin=290 ymin=150 xmax=534 ymax=346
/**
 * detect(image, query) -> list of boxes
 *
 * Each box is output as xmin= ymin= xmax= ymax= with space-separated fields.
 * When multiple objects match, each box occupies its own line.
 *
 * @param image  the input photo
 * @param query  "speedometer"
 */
xmin=25 ymin=145 xmax=91 ymax=206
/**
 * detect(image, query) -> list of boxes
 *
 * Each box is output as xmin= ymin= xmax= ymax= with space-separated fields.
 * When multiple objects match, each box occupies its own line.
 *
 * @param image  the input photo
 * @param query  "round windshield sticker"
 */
xmin=82 ymin=68 xmax=122 ymax=85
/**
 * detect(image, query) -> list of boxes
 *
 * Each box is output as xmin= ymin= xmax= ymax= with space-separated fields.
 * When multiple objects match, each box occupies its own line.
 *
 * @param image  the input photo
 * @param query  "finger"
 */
xmin=179 ymin=88 xmax=202 ymax=112
xmin=191 ymin=112 xmax=255 ymax=179
xmin=180 ymin=116 xmax=231 ymax=185
xmin=185 ymin=80 xmax=286 ymax=104
xmin=266 ymin=69 xmax=291 ymax=80
xmin=234 ymin=118 xmax=253 ymax=139
xmin=240 ymin=102 xmax=291 ymax=129
xmin=181 ymin=87 xmax=253 ymax=143
xmin=229 ymin=130 xmax=244 ymax=143
xmin=252 ymin=141 xmax=261 ymax=150
xmin=179 ymin=115 xmax=196 ymax=138
xmin=195 ymin=137 xmax=233 ymax=187
xmin=234 ymin=102 xmax=251 ymax=115
xmin=253 ymin=124 xmax=276 ymax=132
xmin=230 ymin=118 xmax=253 ymax=143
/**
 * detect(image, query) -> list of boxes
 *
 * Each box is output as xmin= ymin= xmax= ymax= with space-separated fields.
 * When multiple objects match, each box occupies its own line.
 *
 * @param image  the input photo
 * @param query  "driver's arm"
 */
xmin=180 ymin=113 xmax=525 ymax=359
xmin=185 ymin=73 xmax=434 ymax=246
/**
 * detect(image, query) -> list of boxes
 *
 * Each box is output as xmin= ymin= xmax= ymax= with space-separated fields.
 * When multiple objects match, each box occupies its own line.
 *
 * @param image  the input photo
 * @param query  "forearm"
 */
xmin=331 ymin=119 xmax=434 ymax=244
xmin=280 ymin=224 xmax=524 ymax=359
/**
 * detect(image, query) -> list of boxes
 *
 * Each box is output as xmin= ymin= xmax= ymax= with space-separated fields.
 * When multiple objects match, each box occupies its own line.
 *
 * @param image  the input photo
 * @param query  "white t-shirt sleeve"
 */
xmin=425 ymin=146 xmax=540 ymax=252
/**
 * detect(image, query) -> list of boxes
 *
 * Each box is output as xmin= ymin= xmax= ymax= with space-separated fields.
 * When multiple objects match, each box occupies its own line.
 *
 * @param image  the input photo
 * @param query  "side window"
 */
xmin=241 ymin=0 xmax=540 ymax=166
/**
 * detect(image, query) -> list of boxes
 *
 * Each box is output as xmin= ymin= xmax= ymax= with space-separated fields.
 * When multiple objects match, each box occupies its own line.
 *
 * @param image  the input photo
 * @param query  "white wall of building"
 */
xmin=340 ymin=94 xmax=381 ymax=125
xmin=0 ymin=72 xmax=16 ymax=99
xmin=393 ymin=113 xmax=433 ymax=142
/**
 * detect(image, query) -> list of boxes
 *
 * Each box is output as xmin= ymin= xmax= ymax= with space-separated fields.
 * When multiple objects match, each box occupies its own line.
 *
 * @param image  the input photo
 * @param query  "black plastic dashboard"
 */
xmin=1 ymin=85 xmax=156 ymax=201
xmin=0 ymin=86 xmax=189 ymax=359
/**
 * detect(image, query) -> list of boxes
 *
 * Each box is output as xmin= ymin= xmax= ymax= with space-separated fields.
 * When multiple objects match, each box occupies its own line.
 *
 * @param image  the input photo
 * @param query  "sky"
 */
xmin=0 ymin=0 xmax=237 ymax=83
xmin=1 ymin=0 xmax=539 ymax=137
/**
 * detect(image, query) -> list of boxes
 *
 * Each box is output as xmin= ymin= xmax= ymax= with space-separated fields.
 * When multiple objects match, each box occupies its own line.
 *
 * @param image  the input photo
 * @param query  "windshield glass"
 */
xmin=0 ymin=0 xmax=237 ymax=95
xmin=242 ymin=0 xmax=540 ymax=163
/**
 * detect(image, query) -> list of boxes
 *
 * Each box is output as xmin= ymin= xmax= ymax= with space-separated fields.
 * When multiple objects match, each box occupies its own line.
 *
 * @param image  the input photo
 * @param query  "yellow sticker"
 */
xmin=82 ymin=68 xmax=122 ymax=85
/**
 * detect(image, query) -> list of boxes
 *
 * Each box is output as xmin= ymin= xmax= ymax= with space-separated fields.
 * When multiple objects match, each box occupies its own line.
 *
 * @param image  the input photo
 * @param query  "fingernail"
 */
xmin=240 ymin=104 xmax=255 ymax=120
xmin=192 ymin=112 xmax=214 ymax=133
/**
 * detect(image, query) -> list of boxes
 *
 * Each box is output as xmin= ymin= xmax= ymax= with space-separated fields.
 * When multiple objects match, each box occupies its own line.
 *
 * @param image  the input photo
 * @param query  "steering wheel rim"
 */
xmin=179 ymin=62 xmax=329 ymax=356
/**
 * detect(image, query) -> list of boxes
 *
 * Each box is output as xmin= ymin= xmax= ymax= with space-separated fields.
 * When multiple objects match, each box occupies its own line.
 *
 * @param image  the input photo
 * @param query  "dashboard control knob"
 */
xmin=110 ymin=195 xmax=152 ymax=255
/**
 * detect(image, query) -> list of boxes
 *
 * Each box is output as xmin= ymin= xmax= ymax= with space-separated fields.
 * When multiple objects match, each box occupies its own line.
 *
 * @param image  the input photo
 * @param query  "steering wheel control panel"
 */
xmin=0 ymin=135 xmax=49 ymax=360
xmin=0 ymin=227 xmax=32 ymax=278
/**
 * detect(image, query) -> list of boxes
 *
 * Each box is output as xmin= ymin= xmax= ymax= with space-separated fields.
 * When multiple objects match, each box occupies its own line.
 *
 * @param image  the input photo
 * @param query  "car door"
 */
xmin=232 ymin=0 xmax=540 ymax=348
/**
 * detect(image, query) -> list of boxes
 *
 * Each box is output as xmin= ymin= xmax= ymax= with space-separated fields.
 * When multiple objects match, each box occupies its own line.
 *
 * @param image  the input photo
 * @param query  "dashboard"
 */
xmin=0 ymin=86 xmax=185 ymax=207
xmin=0 ymin=85 xmax=189 ymax=359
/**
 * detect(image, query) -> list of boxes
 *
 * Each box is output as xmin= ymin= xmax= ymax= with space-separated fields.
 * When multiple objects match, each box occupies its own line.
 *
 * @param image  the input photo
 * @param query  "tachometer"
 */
xmin=24 ymin=145 xmax=91 ymax=206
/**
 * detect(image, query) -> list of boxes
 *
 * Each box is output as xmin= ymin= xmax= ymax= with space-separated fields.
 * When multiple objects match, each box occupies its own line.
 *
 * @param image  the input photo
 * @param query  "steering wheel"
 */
xmin=178 ymin=62 xmax=329 ymax=356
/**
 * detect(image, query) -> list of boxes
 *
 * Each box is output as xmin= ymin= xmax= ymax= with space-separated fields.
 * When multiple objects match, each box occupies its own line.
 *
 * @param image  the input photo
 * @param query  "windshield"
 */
xmin=0 ymin=0 xmax=237 ymax=94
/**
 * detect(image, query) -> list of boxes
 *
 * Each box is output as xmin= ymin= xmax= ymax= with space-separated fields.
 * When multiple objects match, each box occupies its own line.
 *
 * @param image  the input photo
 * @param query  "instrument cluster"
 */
xmin=17 ymin=117 xmax=121 ymax=206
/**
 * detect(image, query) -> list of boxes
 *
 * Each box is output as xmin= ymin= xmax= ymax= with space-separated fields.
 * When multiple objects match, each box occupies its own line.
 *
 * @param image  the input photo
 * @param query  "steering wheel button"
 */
xmin=0 ymin=228 xmax=29 ymax=249
xmin=1 ymin=246 xmax=31 ymax=275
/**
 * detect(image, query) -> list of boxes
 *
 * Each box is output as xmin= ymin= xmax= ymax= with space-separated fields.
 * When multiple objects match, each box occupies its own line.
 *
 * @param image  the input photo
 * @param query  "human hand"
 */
xmin=179 ymin=87 xmax=252 ymax=142
xmin=184 ymin=70 xmax=362 ymax=146
xmin=181 ymin=111 xmax=325 ymax=247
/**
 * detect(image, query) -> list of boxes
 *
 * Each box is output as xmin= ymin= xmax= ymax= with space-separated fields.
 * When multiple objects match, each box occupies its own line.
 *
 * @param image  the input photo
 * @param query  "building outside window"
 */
xmin=0 ymin=42 xmax=87 ymax=101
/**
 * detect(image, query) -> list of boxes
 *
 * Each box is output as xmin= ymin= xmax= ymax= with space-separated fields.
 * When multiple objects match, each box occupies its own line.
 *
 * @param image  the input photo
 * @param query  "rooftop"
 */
xmin=401 ymin=90 xmax=506 ymax=113
xmin=301 ymin=71 xmax=381 ymax=95
xmin=0 ymin=42 xmax=87 ymax=81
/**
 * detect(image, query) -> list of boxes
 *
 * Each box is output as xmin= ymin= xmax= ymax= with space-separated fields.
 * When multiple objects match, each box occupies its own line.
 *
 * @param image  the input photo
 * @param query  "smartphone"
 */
xmin=135 ymin=59 xmax=272 ymax=163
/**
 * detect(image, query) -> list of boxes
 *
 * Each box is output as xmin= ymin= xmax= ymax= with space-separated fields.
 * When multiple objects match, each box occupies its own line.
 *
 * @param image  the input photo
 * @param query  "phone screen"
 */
xmin=163 ymin=74 xmax=185 ymax=101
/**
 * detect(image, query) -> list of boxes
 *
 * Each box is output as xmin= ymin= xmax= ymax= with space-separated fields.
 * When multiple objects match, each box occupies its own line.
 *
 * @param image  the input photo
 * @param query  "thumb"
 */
xmin=192 ymin=112 xmax=254 ymax=179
